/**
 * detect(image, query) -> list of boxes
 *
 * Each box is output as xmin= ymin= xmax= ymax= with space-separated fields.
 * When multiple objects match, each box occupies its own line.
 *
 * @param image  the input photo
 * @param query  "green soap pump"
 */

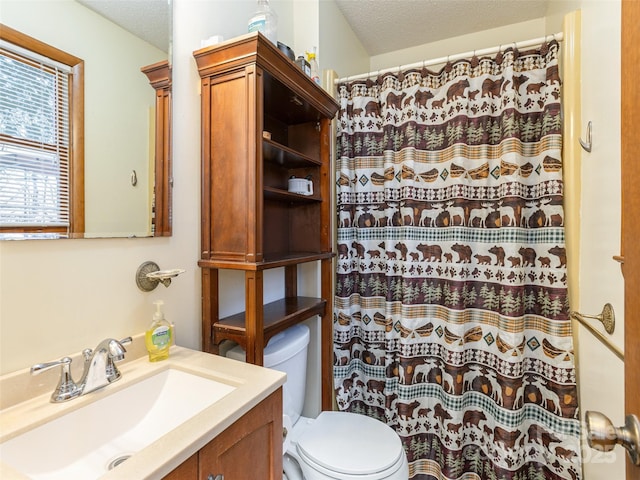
xmin=145 ymin=300 xmax=172 ymax=362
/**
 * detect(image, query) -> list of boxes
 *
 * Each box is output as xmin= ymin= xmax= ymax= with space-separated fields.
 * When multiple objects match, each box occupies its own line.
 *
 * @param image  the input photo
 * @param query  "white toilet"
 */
xmin=227 ymin=324 xmax=409 ymax=480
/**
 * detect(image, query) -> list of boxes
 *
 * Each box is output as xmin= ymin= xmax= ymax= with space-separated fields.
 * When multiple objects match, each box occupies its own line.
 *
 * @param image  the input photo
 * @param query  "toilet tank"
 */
xmin=226 ymin=324 xmax=310 ymax=424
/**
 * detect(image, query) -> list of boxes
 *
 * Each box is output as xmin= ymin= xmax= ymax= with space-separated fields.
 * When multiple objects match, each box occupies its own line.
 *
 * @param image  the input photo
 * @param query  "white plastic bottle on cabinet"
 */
xmin=306 ymin=47 xmax=320 ymax=85
xmin=248 ymin=0 xmax=278 ymax=44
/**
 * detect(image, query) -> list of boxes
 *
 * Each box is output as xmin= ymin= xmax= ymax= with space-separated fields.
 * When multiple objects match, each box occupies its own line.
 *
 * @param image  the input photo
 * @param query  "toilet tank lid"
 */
xmin=226 ymin=324 xmax=310 ymax=368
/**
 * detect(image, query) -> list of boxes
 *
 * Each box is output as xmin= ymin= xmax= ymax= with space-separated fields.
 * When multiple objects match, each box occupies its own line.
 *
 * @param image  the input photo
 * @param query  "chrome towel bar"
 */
xmin=570 ymin=303 xmax=615 ymax=334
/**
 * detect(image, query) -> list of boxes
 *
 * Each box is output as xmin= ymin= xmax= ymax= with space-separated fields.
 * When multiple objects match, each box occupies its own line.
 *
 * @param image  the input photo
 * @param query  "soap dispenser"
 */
xmin=145 ymin=300 xmax=172 ymax=362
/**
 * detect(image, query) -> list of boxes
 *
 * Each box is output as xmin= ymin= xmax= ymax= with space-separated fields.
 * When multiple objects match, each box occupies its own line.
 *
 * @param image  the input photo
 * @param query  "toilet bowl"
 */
xmin=226 ymin=324 xmax=408 ymax=480
xmin=285 ymin=412 xmax=408 ymax=480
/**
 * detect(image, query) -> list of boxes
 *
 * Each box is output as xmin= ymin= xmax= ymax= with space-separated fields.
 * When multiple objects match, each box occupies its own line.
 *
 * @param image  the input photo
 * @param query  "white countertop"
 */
xmin=0 ymin=339 xmax=285 ymax=479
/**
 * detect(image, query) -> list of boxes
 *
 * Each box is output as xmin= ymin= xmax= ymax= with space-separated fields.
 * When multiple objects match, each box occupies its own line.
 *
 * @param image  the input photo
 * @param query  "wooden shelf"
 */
xmin=198 ymin=252 xmax=334 ymax=271
xmin=263 ymin=186 xmax=321 ymax=203
xmin=213 ymin=296 xmax=326 ymax=348
xmin=263 ymin=138 xmax=321 ymax=168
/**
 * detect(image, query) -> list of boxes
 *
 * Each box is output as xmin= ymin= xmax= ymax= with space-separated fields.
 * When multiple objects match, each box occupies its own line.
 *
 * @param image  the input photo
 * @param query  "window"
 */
xmin=0 ymin=25 xmax=84 ymax=238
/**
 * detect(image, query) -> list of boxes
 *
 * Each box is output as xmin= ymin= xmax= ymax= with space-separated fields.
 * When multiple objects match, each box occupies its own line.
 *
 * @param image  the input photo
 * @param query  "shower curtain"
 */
xmin=334 ymin=41 xmax=581 ymax=480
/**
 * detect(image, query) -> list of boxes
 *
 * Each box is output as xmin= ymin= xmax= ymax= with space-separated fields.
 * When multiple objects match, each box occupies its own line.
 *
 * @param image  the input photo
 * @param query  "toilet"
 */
xmin=226 ymin=324 xmax=409 ymax=480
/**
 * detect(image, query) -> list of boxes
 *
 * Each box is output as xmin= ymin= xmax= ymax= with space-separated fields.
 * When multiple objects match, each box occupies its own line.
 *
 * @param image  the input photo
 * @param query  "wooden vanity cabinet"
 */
xmin=193 ymin=30 xmax=339 ymax=405
xmin=163 ymin=455 xmax=197 ymax=480
xmin=163 ymin=388 xmax=283 ymax=480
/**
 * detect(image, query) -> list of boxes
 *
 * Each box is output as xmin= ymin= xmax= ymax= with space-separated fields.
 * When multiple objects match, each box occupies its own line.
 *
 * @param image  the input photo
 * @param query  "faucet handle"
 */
xmin=108 ymin=338 xmax=130 ymax=362
xmin=31 ymin=357 xmax=71 ymax=375
xmin=108 ymin=337 xmax=132 ymax=364
xmin=31 ymin=357 xmax=81 ymax=403
xmin=118 ymin=337 xmax=133 ymax=352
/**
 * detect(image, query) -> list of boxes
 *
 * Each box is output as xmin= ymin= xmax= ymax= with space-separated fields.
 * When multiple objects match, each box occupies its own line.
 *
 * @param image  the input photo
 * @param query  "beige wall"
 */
xmin=550 ymin=1 xmax=625 ymax=478
xmin=369 ymin=18 xmax=547 ymax=71
xmin=552 ymin=1 xmax=625 ymax=479
xmin=319 ymin=0 xmax=369 ymax=81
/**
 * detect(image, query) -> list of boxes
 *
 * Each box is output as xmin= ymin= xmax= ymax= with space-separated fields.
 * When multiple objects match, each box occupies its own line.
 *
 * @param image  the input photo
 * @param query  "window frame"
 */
xmin=0 ymin=24 xmax=84 ymax=237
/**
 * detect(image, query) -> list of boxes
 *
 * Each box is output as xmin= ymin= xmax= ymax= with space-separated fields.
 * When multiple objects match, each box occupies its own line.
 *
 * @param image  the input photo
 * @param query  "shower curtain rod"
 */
xmin=334 ymin=32 xmax=564 ymax=84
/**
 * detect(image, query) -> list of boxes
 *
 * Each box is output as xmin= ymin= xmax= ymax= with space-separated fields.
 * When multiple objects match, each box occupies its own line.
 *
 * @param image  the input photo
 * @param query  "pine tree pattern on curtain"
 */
xmin=334 ymin=41 xmax=582 ymax=480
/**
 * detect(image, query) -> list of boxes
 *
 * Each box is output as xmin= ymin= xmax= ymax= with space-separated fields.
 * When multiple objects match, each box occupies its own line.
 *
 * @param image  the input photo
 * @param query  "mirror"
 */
xmin=0 ymin=0 xmax=171 ymax=239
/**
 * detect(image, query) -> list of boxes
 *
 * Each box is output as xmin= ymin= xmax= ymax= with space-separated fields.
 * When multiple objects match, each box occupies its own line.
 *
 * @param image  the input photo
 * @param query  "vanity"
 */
xmin=0 ymin=339 xmax=285 ymax=479
xmin=163 ymin=389 xmax=282 ymax=480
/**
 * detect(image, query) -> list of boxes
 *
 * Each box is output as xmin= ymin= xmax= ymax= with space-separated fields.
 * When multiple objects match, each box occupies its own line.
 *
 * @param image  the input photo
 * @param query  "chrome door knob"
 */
xmin=585 ymin=411 xmax=640 ymax=465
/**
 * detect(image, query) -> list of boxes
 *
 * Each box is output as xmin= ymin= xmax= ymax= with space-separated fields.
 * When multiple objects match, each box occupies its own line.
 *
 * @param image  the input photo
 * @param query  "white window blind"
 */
xmin=0 ymin=43 xmax=72 ymax=230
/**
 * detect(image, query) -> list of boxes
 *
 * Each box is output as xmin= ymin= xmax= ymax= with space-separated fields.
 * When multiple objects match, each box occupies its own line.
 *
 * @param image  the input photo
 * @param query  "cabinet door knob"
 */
xmin=208 ymin=475 xmax=224 ymax=480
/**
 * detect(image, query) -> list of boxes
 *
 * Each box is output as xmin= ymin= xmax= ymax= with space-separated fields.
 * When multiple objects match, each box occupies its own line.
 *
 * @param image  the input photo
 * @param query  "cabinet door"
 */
xmin=163 ymin=453 xmax=198 ymax=480
xmin=202 ymin=66 xmax=262 ymax=264
xmin=199 ymin=389 xmax=283 ymax=480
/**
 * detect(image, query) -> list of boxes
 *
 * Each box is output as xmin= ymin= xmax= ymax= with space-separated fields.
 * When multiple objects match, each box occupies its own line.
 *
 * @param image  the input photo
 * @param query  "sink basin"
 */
xmin=0 ymin=368 xmax=235 ymax=479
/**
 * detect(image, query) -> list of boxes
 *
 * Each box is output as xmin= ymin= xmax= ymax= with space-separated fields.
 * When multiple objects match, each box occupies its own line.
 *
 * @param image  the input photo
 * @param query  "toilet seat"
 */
xmin=296 ymin=412 xmax=405 ymax=478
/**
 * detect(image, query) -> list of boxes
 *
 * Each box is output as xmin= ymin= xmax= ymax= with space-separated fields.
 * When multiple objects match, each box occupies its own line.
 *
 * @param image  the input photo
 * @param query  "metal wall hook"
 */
xmin=570 ymin=303 xmax=615 ymax=334
xmin=579 ymin=120 xmax=592 ymax=152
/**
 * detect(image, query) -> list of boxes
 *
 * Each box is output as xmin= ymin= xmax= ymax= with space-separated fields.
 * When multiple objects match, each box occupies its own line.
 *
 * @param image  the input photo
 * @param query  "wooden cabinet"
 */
xmin=163 ymin=454 xmax=197 ymax=480
xmin=193 ymin=32 xmax=338 ymax=405
xmin=163 ymin=389 xmax=283 ymax=480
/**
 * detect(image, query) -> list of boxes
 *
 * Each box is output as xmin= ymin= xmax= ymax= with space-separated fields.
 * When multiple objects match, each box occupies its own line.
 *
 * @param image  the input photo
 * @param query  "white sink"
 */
xmin=0 ymin=368 xmax=235 ymax=479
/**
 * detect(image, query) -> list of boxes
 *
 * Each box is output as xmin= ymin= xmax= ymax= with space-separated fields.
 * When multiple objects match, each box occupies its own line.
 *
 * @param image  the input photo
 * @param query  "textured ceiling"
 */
xmin=334 ymin=0 xmax=550 ymax=56
xmin=77 ymin=0 xmax=549 ymax=57
xmin=77 ymin=0 xmax=170 ymax=52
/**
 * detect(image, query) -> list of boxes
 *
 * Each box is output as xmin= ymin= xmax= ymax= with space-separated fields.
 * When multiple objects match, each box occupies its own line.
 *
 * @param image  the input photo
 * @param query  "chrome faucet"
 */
xmin=31 ymin=337 xmax=132 ymax=403
xmin=79 ymin=337 xmax=130 ymax=395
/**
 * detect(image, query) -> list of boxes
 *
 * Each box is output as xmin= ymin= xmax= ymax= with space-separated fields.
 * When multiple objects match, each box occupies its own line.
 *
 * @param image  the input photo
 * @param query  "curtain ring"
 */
xmin=470 ymin=49 xmax=478 ymax=68
xmin=366 ymin=71 xmax=378 ymax=88
xmin=541 ymin=36 xmax=550 ymax=55
xmin=495 ymin=44 xmax=504 ymax=64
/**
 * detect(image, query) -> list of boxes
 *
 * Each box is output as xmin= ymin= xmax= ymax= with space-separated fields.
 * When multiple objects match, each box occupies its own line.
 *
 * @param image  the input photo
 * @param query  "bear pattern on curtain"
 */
xmin=334 ymin=41 xmax=582 ymax=480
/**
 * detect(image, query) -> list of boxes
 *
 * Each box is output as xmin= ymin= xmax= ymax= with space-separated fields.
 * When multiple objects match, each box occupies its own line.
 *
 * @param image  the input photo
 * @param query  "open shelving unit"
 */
xmin=194 ymin=32 xmax=338 ymax=407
